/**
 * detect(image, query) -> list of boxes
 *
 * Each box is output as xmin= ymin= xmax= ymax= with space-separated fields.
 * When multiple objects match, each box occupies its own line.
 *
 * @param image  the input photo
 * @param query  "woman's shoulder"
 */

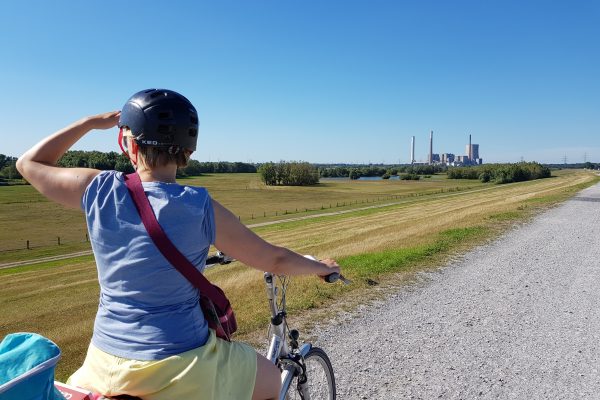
xmin=82 ymin=170 xmax=126 ymax=210
xmin=141 ymin=180 xmax=212 ymax=205
xmin=88 ymin=170 xmax=124 ymax=190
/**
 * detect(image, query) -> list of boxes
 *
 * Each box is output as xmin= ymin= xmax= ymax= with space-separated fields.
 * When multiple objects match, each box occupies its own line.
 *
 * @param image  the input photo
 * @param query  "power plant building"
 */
xmin=441 ymin=153 xmax=455 ymax=164
xmin=471 ymin=144 xmax=479 ymax=160
xmin=407 ymin=132 xmax=482 ymax=166
xmin=465 ymin=144 xmax=479 ymax=161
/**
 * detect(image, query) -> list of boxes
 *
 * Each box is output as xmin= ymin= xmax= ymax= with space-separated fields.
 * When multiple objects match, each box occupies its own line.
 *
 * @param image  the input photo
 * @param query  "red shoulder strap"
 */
xmin=123 ymin=172 xmax=225 ymax=303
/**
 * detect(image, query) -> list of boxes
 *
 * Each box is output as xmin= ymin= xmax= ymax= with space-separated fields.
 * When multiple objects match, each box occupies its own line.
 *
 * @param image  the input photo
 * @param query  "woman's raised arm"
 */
xmin=16 ymin=111 xmax=120 ymax=209
xmin=212 ymin=199 xmax=340 ymax=277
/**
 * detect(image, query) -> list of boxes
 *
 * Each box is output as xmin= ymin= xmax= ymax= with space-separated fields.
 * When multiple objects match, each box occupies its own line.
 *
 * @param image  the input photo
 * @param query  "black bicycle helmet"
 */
xmin=119 ymin=89 xmax=199 ymax=151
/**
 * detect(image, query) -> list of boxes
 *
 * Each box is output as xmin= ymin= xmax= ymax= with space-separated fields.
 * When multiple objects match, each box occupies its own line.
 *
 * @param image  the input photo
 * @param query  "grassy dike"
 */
xmin=223 ymin=171 xmax=600 ymax=341
xmin=0 ymin=170 xmax=597 ymax=382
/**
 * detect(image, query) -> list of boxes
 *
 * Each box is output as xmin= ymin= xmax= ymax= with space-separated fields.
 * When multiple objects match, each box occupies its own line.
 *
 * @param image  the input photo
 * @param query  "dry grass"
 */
xmin=0 ymin=172 xmax=480 ymax=256
xmin=0 ymin=169 xmax=597 ymax=381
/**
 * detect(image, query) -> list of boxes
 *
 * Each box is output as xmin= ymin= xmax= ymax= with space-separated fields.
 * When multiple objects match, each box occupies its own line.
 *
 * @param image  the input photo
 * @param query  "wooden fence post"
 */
xmin=57 ymin=236 xmax=61 ymax=246
xmin=27 ymin=240 xmax=30 ymax=250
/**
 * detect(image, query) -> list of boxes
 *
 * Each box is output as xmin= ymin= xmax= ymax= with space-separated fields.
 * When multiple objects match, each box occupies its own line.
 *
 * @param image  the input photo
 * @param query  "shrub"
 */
xmin=259 ymin=161 xmax=319 ymax=186
xmin=400 ymin=173 xmax=420 ymax=181
xmin=448 ymin=162 xmax=551 ymax=184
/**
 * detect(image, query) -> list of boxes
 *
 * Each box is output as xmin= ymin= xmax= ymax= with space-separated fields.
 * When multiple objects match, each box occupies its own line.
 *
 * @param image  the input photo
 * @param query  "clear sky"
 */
xmin=1 ymin=1 xmax=598 ymax=164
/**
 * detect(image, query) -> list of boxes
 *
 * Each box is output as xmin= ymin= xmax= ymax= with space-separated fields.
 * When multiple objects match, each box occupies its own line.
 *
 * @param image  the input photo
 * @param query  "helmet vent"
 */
xmin=190 ymin=116 xmax=198 ymax=124
xmin=150 ymin=91 xmax=164 ymax=99
xmin=158 ymin=111 xmax=173 ymax=120
xmin=144 ymin=89 xmax=156 ymax=93
xmin=188 ymin=128 xmax=198 ymax=137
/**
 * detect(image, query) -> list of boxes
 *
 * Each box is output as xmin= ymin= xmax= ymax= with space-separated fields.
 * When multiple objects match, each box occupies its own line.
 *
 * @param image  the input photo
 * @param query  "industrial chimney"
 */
xmin=411 ymin=136 xmax=415 ymax=164
xmin=468 ymin=134 xmax=472 ymax=161
xmin=429 ymin=130 xmax=433 ymax=165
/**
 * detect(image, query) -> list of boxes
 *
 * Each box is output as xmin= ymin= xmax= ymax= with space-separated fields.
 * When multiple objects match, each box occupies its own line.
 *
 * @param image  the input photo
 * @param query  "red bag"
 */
xmin=200 ymin=286 xmax=237 ymax=340
xmin=124 ymin=173 xmax=237 ymax=341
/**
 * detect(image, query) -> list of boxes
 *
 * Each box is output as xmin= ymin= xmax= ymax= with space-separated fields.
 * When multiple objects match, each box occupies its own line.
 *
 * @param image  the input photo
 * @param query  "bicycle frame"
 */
xmin=263 ymin=272 xmax=313 ymax=399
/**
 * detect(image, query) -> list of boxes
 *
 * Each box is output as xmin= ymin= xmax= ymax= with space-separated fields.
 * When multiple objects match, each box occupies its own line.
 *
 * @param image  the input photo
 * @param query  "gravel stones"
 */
xmin=312 ymin=183 xmax=600 ymax=399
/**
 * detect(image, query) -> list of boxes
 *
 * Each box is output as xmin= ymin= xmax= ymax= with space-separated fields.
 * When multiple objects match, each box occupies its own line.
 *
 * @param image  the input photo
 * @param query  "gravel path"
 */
xmin=314 ymin=183 xmax=600 ymax=399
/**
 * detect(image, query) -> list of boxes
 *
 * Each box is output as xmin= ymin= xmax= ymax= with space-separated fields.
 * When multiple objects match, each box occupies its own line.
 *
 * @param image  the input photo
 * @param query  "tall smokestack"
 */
xmin=468 ymin=134 xmax=472 ymax=161
xmin=429 ymin=130 xmax=433 ymax=165
xmin=411 ymin=136 xmax=415 ymax=164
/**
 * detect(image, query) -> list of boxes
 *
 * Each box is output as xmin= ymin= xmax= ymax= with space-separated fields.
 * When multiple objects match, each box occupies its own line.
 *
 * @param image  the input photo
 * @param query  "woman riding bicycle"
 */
xmin=16 ymin=89 xmax=340 ymax=400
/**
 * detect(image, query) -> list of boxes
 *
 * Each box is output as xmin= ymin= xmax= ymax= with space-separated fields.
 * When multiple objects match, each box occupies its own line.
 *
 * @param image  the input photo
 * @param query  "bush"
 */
xmin=0 ymin=163 xmax=22 ymax=180
xmin=448 ymin=162 xmax=551 ymax=184
xmin=400 ymin=173 xmax=420 ymax=181
xmin=479 ymin=171 xmax=491 ymax=183
xmin=259 ymin=161 xmax=319 ymax=186
xmin=349 ymin=169 xmax=361 ymax=180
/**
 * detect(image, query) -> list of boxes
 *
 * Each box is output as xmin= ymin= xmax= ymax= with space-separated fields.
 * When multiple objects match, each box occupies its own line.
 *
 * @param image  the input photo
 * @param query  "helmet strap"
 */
xmin=118 ymin=127 xmax=138 ymax=168
xmin=130 ymin=140 xmax=139 ymax=168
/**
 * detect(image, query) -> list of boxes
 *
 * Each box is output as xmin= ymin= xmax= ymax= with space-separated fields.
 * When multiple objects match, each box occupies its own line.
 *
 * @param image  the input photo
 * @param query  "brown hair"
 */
xmin=122 ymin=128 xmax=192 ymax=168
xmin=137 ymin=146 xmax=192 ymax=168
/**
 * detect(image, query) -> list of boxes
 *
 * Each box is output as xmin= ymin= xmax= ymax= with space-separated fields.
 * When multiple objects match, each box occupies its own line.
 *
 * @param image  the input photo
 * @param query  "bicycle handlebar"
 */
xmin=206 ymin=251 xmax=234 ymax=266
xmin=323 ymin=272 xmax=340 ymax=283
xmin=323 ymin=272 xmax=352 ymax=285
xmin=208 ymin=252 xmax=350 ymax=284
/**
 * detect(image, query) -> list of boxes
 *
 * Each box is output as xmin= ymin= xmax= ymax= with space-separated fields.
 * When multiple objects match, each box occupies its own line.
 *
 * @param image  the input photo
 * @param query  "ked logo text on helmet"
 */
xmin=118 ymin=88 xmax=199 ymax=152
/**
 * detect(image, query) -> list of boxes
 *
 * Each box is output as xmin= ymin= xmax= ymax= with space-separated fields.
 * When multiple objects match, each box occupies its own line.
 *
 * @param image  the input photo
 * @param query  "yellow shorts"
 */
xmin=67 ymin=330 xmax=257 ymax=400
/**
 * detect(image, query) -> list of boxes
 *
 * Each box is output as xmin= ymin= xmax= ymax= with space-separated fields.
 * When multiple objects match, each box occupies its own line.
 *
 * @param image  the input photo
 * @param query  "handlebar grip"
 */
xmin=323 ymin=272 xmax=340 ymax=283
xmin=206 ymin=256 xmax=222 ymax=265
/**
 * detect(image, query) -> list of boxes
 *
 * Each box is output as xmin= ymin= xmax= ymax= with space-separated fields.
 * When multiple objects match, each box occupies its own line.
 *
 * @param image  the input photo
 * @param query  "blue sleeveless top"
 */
xmin=82 ymin=171 xmax=214 ymax=360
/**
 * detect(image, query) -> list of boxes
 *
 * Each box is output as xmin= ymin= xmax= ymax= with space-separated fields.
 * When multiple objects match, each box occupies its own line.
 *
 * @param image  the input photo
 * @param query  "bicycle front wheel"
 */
xmin=288 ymin=347 xmax=336 ymax=400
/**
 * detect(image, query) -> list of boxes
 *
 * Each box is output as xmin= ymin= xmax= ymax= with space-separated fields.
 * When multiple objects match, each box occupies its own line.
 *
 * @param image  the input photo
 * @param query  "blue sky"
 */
xmin=1 ymin=1 xmax=598 ymax=164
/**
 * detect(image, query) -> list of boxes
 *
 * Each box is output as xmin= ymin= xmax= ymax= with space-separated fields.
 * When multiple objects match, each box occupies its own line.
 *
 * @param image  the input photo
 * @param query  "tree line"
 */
xmin=0 ymin=151 xmax=257 ymax=183
xmin=258 ymin=161 xmax=320 ymax=186
xmin=546 ymin=162 xmax=599 ymax=170
xmin=447 ymin=162 xmax=551 ymax=184
xmin=58 ymin=151 xmax=135 ymax=173
xmin=180 ymin=160 xmax=256 ymax=176
xmin=320 ymin=164 xmax=446 ymax=180
xmin=0 ymin=154 xmax=21 ymax=181
xmin=57 ymin=151 xmax=257 ymax=176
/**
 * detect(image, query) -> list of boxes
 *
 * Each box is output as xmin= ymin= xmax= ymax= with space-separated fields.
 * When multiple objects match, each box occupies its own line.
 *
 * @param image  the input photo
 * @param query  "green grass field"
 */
xmin=0 ymin=172 xmax=482 ymax=257
xmin=0 ymin=169 xmax=598 ymax=381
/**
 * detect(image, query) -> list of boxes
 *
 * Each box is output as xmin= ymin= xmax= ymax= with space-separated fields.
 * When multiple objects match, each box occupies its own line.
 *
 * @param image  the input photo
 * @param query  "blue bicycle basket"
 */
xmin=0 ymin=333 xmax=64 ymax=400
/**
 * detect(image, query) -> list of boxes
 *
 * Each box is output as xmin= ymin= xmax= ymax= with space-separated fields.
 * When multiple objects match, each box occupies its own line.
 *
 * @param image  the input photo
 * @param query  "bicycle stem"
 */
xmin=264 ymin=272 xmax=289 ymax=361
